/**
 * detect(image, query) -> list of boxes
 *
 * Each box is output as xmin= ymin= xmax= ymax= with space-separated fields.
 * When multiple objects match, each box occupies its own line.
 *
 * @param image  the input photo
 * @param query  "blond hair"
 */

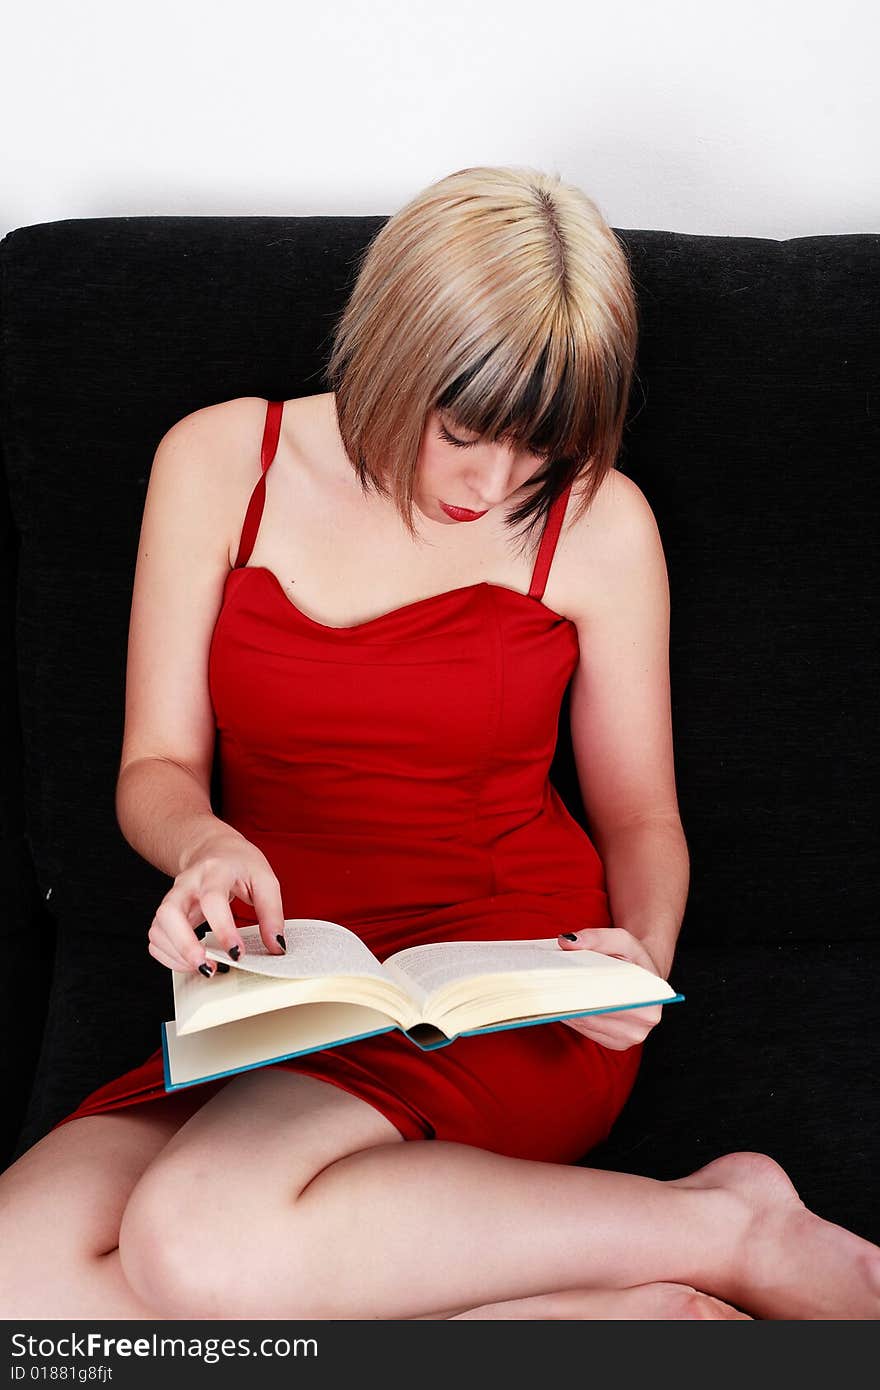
xmin=322 ymin=164 xmax=639 ymax=554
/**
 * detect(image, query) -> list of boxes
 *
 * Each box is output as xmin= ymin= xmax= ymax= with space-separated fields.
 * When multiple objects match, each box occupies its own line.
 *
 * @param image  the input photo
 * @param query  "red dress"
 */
xmin=51 ymin=399 xmax=644 ymax=1163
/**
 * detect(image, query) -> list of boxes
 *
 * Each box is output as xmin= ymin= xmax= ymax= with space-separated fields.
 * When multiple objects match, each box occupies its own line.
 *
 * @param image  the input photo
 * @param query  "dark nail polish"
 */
xmin=276 ymin=934 xmax=287 ymax=950
xmin=561 ymin=933 xmax=578 ymax=942
xmin=229 ymin=945 xmax=241 ymax=961
xmin=216 ymin=962 xmax=231 ymax=972
xmin=198 ymin=963 xmax=213 ymax=977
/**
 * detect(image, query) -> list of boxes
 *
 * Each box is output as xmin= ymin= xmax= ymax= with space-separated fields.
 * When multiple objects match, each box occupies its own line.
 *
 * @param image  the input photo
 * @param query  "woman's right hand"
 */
xmin=147 ymin=828 xmax=288 ymax=977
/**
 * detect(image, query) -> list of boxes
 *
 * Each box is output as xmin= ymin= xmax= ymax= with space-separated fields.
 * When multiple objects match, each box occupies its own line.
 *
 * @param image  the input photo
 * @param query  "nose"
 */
xmin=469 ymin=447 xmax=520 ymax=507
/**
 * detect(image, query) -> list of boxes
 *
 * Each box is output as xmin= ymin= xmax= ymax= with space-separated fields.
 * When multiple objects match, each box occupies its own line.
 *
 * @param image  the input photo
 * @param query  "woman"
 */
xmin=1 ymin=166 xmax=877 ymax=1321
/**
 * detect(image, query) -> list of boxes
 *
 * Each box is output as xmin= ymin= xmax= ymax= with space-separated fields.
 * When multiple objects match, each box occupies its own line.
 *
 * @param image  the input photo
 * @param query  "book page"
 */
xmin=174 ymin=918 xmax=418 ymax=1038
xmin=387 ymin=935 xmax=657 ymax=1001
xmin=202 ymin=918 xmax=395 ymax=984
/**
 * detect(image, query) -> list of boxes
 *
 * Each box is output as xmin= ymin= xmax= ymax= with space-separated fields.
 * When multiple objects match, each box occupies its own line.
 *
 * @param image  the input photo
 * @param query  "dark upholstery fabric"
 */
xmin=1 ymin=218 xmax=877 ymax=1243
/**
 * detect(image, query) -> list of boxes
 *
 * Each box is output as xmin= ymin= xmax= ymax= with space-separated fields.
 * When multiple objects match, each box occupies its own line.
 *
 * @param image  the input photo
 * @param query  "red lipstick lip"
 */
xmin=440 ymin=501 xmax=488 ymax=521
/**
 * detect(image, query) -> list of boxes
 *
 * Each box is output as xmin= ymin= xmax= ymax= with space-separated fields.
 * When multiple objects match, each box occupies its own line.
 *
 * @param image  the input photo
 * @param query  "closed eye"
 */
xmin=438 ymin=424 xmax=478 ymax=449
xmin=439 ymin=424 xmax=551 ymax=482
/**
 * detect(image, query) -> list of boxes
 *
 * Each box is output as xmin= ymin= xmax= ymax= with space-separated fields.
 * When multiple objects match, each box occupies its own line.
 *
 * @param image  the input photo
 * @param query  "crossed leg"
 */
xmin=113 ymin=1069 xmax=880 ymax=1321
xmin=4 ymin=1069 xmax=878 ymax=1321
xmin=0 ymin=1074 xmax=724 ymax=1322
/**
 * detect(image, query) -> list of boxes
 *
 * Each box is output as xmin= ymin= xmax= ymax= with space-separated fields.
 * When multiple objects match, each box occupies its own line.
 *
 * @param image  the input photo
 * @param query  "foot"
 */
xmin=669 ymin=1151 xmax=880 ymax=1320
xmin=449 ymin=1282 xmax=753 ymax=1319
xmin=574 ymin=1283 xmax=754 ymax=1320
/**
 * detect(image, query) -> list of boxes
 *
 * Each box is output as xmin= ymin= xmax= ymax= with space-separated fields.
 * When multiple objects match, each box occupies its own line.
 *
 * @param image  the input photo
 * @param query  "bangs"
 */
xmin=435 ymin=337 xmax=595 ymax=476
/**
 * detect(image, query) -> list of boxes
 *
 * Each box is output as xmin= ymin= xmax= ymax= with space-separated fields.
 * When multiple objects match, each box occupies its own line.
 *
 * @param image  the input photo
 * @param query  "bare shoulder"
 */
xmin=558 ymin=467 xmax=668 ymax=625
xmin=159 ymin=394 xmax=265 ymax=456
xmin=156 ymin=396 xmax=272 ymax=566
xmin=118 ymin=397 xmax=276 ymax=783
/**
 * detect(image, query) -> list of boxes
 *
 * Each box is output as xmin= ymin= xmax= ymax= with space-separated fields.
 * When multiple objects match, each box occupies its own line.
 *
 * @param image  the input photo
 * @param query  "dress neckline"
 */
xmin=230 ymin=400 xmax=577 ymax=635
xmin=228 ymin=564 xmax=576 ymax=635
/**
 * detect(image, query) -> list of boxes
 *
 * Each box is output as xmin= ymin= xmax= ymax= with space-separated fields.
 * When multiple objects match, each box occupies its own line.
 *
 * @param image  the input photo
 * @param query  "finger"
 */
xmin=587 ymin=1003 xmax=664 ymax=1036
xmin=148 ymin=917 xmax=199 ymax=973
xmin=562 ymin=1005 xmax=662 ymax=1044
xmin=196 ymin=887 xmax=252 ymax=961
xmin=557 ymin=928 xmax=613 ymax=950
xmin=152 ymin=898 xmax=222 ymax=975
xmin=149 ymin=927 xmax=232 ymax=977
xmin=558 ymin=927 xmax=659 ymax=975
xmin=565 ymin=1020 xmax=647 ymax=1049
xmin=601 ymin=1003 xmax=663 ymax=1024
xmin=563 ymin=1021 xmax=631 ymax=1049
xmin=564 ymin=1021 xmax=619 ymax=1045
xmin=148 ymin=937 xmax=197 ymax=974
xmin=239 ymin=875 xmax=288 ymax=955
xmin=560 ymin=1009 xmax=621 ymax=1042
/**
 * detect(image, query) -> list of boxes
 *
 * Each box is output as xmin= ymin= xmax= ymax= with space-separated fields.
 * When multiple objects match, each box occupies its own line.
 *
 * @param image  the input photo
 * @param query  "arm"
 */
xmin=116 ymin=755 xmax=245 ymax=878
xmin=565 ymin=471 xmax=688 ymax=980
xmin=116 ymin=398 xmax=288 ymax=971
xmin=591 ymin=818 xmax=689 ymax=979
xmin=114 ymin=397 xmax=275 ymax=884
xmin=116 ymin=398 xmax=250 ymax=875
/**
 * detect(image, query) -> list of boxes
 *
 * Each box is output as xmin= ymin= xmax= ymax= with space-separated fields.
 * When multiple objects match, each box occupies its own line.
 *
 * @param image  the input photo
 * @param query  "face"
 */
xmin=414 ymin=407 xmax=552 ymax=525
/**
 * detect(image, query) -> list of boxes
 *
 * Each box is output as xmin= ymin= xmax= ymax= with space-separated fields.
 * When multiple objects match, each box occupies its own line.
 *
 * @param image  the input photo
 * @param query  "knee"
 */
xmin=117 ymin=1163 xmax=314 ymax=1320
xmin=116 ymin=1170 xmax=199 ymax=1318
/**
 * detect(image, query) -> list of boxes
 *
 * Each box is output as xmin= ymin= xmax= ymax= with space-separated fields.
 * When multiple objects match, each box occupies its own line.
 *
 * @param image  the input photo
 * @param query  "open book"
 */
xmin=161 ymin=918 xmax=685 ymax=1091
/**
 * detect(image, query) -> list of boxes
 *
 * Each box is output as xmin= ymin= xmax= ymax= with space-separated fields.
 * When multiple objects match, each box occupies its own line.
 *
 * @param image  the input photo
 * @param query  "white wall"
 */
xmin=2 ymin=0 xmax=877 ymax=240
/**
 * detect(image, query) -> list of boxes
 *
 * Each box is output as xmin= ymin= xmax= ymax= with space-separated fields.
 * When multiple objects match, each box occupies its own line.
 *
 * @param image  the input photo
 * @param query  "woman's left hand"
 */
xmin=555 ymin=927 xmax=669 ymax=1050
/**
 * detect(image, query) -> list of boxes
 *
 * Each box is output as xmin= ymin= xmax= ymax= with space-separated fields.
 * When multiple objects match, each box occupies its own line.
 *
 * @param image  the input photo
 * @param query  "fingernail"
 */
xmin=560 ymin=933 xmax=578 ymax=942
xmin=216 ymin=962 xmax=231 ymax=973
xmin=198 ymin=962 xmax=214 ymax=977
xmin=276 ymin=933 xmax=287 ymax=950
xmin=229 ymin=945 xmax=241 ymax=961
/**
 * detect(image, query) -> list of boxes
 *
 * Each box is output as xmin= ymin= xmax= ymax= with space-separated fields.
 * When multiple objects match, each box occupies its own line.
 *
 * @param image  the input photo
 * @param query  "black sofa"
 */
xmin=1 ymin=217 xmax=877 ymax=1246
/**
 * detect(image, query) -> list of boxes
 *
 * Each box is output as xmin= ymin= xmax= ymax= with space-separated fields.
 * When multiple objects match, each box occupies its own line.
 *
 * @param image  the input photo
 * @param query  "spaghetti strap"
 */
xmin=233 ymin=399 xmax=285 ymax=569
xmin=234 ymin=400 xmax=570 ymax=595
xmin=528 ymin=481 xmax=573 ymax=600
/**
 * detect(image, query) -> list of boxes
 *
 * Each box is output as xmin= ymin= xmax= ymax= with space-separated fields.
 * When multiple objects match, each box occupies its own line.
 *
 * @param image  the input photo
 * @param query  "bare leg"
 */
xmin=406 ymin=1152 xmax=876 ymax=1322
xmin=4 ymin=1083 xmax=726 ymax=1323
xmin=292 ymin=1147 xmax=879 ymax=1321
xmin=0 ymin=1089 xmax=226 ymax=1320
xmin=0 ymin=1086 xmax=748 ymax=1323
xmin=127 ymin=1128 xmax=880 ymax=1321
xmin=4 ymin=1247 xmax=182 ymax=1322
xmin=293 ymin=1147 xmax=753 ymax=1320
